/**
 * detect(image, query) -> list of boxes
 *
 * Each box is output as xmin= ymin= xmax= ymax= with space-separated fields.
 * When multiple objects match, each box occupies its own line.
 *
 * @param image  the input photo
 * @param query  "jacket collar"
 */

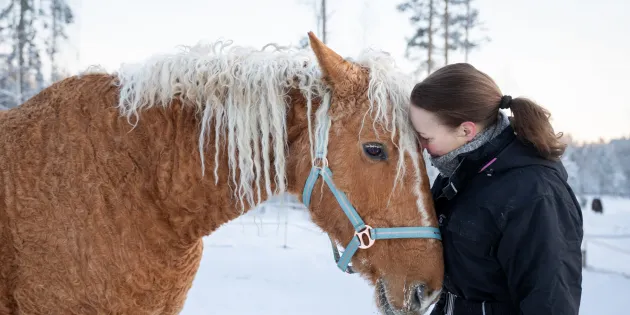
xmin=432 ymin=125 xmax=517 ymax=200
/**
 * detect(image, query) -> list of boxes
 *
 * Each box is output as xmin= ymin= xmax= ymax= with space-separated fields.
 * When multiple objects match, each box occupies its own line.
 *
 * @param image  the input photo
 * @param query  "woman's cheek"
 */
xmin=425 ymin=144 xmax=440 ymax=157
xmin=426 ymin=143 xmax=450 ymax=158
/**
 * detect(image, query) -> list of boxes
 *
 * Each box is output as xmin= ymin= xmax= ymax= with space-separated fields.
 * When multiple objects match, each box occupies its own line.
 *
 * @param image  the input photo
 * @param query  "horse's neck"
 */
xmin=120 ymin=99 xmax=237 ymax=242
xmin=122 ymin=92 xmax=316 ymax=243
xmin=284 ymin=89 xmax=321 ymax=193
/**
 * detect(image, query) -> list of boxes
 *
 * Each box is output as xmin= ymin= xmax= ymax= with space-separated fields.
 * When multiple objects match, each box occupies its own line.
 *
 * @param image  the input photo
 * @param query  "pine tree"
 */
xmin=440 ymin=0 xmax=461 ymax=65
xmin=397 ymin=0 xmax=437 ymax=76
xmin=398 ymin=0 xmax=489 ymax=75
xmin=297 ymin=0 xmax=332 ymax=47
xmin=562 ymin=144 xmax=583 ymax=195
xmin=0 ymin=0 xmax=74 ymax=108
xmin=568 ymin=139 xmax=630 ymax=198
xmin=450 ymin=0 xmax=488 ymax=62
xmin=608 ymin=139 xmax=630 ymax=196
xmin=0 ymin=0 xmax=41 ymax=107
xmin=45 ymin=0 xmax=74 ymax=83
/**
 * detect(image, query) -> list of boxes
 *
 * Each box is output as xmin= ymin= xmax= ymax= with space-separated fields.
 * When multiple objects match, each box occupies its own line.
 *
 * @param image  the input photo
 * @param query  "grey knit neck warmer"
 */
xmin=430 ymin=111 xmax=511 ymax=178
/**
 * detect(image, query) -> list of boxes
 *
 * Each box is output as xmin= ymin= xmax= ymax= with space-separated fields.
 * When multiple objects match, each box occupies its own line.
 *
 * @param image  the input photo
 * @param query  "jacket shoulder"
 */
xmin=481 ymin=163 xmax=581 ymax=231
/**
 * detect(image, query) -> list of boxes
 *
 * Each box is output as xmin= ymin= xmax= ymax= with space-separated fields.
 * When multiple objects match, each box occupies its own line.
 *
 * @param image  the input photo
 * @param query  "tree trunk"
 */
xmin=50 ymin=0 xmax=58 ymax=81
xmin=428 ymin=0 xmax=434 ymax=74
xmin=321 ymin=0 xmax=327 ymax=44
xmin=464 ymin=0 xmax=470 ymax=62
xmin=17 ymin=0 xmax=27 ymax=103
xmin=444 ymin=0 xmax=449 ymax=65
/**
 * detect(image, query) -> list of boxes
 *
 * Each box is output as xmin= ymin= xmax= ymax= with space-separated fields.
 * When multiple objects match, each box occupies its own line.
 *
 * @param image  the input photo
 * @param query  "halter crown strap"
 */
xmin=302 ymin=91 xmax=442 ymax=273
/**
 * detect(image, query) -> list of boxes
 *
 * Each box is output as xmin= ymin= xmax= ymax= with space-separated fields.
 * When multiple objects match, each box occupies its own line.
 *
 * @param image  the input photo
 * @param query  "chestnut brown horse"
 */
xmin=0 ymin=32 xmax=443 ymax=315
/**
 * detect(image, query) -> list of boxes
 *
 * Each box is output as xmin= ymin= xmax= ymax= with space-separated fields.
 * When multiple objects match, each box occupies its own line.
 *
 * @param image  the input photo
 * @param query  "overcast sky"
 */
xmin=58 ymin=0 xmax=630 ymax=143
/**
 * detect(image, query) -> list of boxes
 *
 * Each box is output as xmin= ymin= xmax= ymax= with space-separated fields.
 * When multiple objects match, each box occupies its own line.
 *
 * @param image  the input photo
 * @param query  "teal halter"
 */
xmin=301 ymin=92 xmax=442 ymax=274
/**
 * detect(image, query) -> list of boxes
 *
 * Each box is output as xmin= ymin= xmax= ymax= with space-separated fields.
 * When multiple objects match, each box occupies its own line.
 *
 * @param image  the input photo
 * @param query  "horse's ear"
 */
xmin=307 ymin=31 xmax=360 ymax=87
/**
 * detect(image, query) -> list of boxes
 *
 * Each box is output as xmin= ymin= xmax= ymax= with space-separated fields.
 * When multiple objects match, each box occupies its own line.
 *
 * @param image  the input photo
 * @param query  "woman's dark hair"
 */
xmin=410 ymin=63 xmax=566 ymax=160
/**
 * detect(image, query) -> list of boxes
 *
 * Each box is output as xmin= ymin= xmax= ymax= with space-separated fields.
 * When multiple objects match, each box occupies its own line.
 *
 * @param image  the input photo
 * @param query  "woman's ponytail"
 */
xmin=507 ymin=97 xmax=566 ymax=160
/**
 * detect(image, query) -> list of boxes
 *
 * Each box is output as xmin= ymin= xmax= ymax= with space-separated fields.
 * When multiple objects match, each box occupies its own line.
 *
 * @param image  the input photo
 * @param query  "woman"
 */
xmin=408 ymin=63 xmax=583 ymax=315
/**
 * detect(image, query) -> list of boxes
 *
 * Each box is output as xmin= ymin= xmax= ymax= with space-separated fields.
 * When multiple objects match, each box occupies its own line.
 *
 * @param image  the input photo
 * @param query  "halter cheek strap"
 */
xmin=301 ymin=92 xmax=442 ymax=274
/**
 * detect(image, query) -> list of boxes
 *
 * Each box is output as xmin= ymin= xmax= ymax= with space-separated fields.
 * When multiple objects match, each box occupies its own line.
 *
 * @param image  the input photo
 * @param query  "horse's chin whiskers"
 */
xmin=377 ymin=278 xmax=428 ymax=315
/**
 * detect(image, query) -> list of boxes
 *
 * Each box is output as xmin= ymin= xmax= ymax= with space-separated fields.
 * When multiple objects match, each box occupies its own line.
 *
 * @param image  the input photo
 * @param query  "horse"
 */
xmin=0 ymin=32 xmax=443 ymax=315
xmin=591 ymin=198 xmax=603 ymax=214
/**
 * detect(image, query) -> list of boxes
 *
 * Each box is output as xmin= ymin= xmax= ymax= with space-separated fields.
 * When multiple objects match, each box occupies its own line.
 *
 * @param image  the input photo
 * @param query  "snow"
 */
xmin=180 ymin=203 xmax=381 ymax=315
xmin=180 ymin=195 xmax=630 ymax=315
xmin=576 ymin=195 xmax=630 ymax=314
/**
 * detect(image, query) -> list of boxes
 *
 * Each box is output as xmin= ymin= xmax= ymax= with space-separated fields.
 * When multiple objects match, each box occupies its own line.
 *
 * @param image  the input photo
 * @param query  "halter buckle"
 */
xmin=356 ymin=225 xmax=375 ymax=249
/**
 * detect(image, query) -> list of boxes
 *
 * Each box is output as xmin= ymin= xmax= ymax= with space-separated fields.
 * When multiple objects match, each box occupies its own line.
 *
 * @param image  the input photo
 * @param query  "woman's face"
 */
xmin=409 ymin=105 xmax=477 ymax=157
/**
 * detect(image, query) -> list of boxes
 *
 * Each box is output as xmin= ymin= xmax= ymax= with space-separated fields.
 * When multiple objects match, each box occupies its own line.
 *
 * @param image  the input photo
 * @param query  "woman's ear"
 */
xmin=459 ymin=121 xmax=478 ymax=141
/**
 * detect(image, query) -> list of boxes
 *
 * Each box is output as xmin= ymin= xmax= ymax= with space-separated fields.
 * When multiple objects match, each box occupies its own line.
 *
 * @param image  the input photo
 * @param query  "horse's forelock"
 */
xmin=356 ymin=49 xmax=430 ymax=225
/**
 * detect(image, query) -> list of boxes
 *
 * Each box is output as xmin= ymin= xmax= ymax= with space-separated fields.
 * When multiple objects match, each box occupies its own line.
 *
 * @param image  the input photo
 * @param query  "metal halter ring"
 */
xmin=355 ymin=225 xmax=376 ymax=249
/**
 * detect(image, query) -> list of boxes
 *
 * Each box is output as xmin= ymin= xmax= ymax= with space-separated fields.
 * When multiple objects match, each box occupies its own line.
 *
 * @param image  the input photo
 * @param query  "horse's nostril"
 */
xmin=413 ymin=284 xmax=427 ymax=307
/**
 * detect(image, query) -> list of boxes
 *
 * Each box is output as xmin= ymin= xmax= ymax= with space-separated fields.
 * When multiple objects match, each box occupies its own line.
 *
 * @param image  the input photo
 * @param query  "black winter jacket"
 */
xmin=429 ymin=126 xmax=583 ymax=315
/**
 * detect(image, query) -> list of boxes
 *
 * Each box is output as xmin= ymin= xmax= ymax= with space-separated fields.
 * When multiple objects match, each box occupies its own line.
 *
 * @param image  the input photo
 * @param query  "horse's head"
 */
xmin=287 ymin=32 xmax=444 ymax=314
xmin=110 ymin=31 xmax=442 ymax=313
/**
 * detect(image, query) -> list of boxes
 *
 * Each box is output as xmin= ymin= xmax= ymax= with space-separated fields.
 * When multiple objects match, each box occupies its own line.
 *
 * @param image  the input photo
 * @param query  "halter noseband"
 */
xmin=301 ymin=92 xmax=442 ymax=274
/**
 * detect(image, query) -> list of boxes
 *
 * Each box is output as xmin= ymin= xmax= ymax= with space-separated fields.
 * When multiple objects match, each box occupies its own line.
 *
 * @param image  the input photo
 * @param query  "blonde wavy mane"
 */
xmin=113 ymin=40 xmax=426 ymax=219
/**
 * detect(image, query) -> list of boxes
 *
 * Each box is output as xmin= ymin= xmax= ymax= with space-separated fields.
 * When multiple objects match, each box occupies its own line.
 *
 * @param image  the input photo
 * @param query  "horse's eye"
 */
xmin=362 ymin=142 xmax=388 ymax=161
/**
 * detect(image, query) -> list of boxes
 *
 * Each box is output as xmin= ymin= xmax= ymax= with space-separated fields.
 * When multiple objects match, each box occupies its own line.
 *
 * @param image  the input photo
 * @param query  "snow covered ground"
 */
xmin=180 ymin=195 xmax=630 ymax=315
xmin=579 ymin=195 xmax=630 ymax=315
